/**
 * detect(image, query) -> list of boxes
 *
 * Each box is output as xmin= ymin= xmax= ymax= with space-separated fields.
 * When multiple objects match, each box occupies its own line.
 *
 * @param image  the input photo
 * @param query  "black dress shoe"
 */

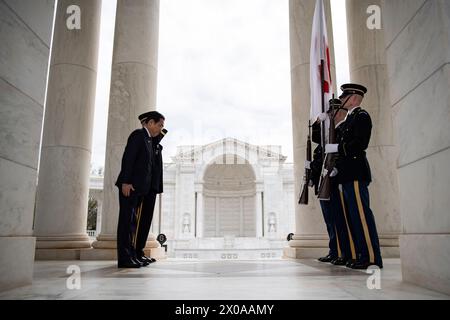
xmin=318 ymin=254 xmax=336 ymax=263
xmin=331 ymin=257 xmax=348 ymax=266
xmin=139 ymin=255 xmax=156 ymax=263
xmin=118 ymin=260 xmax=141 ymax=268
xmin=134 ymin=257 xmax=150 ymax=266
xmin=345 ymin=259 xmax=357 ymax=268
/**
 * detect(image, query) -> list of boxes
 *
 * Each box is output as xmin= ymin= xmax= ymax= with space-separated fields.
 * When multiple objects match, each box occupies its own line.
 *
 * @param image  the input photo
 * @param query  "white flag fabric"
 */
xmin=310 ymin=0 xmax=333 ymax=124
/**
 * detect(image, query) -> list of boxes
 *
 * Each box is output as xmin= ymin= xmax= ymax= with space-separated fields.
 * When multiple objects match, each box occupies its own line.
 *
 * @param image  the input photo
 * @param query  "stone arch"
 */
xmin=202 ymin=153 xmax=257 ymax=237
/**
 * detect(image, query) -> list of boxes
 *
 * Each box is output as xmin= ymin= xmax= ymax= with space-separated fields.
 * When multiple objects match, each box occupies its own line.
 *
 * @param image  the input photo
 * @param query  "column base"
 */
xmin=0 ymin=236 xmax=35 ymax=291
xmin=400 ymin=234 xmax=450 ymax=295
xmin=34 ymin=234 xmax=91 ymax=260
xmin=380 ymin=234 xmax=400 ymax=258
xmin=283 ymin=236 xmax=329 ymax=259
xmin=35 ymin=234 xmax=92 ymax=249
xmin=35 ymin=248 xmax=91 ymax=260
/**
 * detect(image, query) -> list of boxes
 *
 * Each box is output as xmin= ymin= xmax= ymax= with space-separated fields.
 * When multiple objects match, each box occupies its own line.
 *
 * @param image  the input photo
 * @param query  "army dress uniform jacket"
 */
xmin=335 ymin=107 xmax=372 ymax=184
xmin=115 ymin=128 xmax=164 ymax=196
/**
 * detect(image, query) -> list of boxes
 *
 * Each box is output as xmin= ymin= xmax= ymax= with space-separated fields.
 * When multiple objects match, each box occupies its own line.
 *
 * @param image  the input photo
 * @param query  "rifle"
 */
xmin=299 ymin=123 xmax=312 ymax=205
xmin=317 ymin=99 xmax=341 ymax=201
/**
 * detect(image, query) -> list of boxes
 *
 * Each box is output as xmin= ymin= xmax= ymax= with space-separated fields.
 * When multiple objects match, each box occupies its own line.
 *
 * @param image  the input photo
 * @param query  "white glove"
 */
xmin=325 ymin=144 xmax=338 ymax=154
xmin=330 ymin=168 xmax=338 ymax=177
xmin=305 ymin=160 xmax=311 ymax=170
xmin=317 ymin=112 xmax=328 ymax=123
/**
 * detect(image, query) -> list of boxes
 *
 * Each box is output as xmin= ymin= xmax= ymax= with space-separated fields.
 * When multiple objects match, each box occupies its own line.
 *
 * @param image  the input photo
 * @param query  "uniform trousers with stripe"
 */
xmin=117 ymin=190 xmax=157 ymax=262
xmin=341 ymin=181 xmax=382 ymax=265
xmin=320 ymin=183 xmax=355 ymax=261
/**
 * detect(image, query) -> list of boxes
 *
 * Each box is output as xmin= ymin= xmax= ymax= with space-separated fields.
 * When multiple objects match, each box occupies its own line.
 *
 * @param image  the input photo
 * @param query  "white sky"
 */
xmin=90 ymin=0 xmax=349 ymax=171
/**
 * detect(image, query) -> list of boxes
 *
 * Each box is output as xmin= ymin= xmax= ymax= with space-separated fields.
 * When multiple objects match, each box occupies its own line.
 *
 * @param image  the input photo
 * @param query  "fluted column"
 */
xmin=195 ymin=184 xmax=204 ymax=238
xmin=90 ymin=0 xmax=162 ymax=259
xmin=34 ymin=0 xmax=101 ymax=260
xmin=346 ymin=0 xmax=400 ymax=257
xmin=255 ymin=185 xmax=264 ymax=238
xmin=284 ymin=0 xmax=337 ymax=259
xmin=96 ymin=195 xmax=103 ymax=235
xmin=0 ymin=0 xmax=54 ymax=290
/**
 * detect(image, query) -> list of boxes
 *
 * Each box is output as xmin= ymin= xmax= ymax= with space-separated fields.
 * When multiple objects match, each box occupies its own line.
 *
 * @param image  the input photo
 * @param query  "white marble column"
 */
xmin=195 ymin=184 xmax=204 ymax=238
xmin=33 ymin=0 xmax=101 ymax=260
xmin=255 ymin=186 xmax=264 ymax=238
xmin=0 ymin=0 xmax=55 ymax=290
xmin=96 ymin=196 xmax=103 ymax=235
xmin=346 ymin=0 xmax=400 ymax=257
xmin=215 ymin=197 xmax=220 ymax=237
xmin=382 ymin=0 xmax=450 ymax=295
xmin=151 ymin=194 xmax=161 ymax=235
xmin=284 ymin=0 xmax=337 ymax=259
xmin=89 ymin=0 xmax=162 ymax=259
xmin=239 ymin=197 xmax=244 ymax=237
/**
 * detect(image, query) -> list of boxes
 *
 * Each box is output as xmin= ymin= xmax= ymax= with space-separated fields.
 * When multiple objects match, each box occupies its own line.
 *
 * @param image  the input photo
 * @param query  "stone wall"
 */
xmin=382 ymin=0 xmax=450 ymax=295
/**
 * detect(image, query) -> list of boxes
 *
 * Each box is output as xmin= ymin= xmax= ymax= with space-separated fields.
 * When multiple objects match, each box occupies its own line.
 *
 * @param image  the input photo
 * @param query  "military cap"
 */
xmin=329 ymin=98 xmax=342 ymax=109
xmin=339 ymin=83 xmax=368 ymax=99
xmin=138 ymin=111 xmax=165 ymax=123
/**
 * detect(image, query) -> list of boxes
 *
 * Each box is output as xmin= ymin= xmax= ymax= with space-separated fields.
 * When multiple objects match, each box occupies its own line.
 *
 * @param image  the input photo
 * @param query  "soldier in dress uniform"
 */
xmin=325 ymin=84 xmax=383 ymax=269
xmin=312 ymin=99 xmax=356 ymax=266
xmin=115 ymin=111 xmax=166 ymax=268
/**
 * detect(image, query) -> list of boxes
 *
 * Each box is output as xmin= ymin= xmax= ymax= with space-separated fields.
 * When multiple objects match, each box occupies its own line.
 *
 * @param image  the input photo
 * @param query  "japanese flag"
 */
xmin=310 ymin=0 xmax=333 ymax=123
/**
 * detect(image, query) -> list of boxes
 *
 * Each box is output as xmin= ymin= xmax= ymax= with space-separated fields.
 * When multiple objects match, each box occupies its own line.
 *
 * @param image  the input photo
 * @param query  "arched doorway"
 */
xmin=202 ymin=156 xmax=256 ymax=238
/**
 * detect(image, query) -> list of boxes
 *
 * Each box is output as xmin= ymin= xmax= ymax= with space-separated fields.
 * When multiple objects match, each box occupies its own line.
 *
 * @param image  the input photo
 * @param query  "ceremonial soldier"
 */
xmin=325 ymin=84 xmax=383 ymax=269
xmin=115 ymin=111 xmax=166 ymax=268
xmin=312 ymin=99 xmax=356 ymax=266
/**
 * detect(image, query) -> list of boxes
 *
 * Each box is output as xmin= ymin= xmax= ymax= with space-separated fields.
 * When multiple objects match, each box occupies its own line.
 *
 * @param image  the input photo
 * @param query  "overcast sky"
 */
xmin=91 ymin=0 xmax=349 ymax=171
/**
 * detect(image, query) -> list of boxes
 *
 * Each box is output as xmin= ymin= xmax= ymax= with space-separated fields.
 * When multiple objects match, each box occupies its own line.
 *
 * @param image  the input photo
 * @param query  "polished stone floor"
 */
xmin=0 ymin=259 xmax=448 ymax=300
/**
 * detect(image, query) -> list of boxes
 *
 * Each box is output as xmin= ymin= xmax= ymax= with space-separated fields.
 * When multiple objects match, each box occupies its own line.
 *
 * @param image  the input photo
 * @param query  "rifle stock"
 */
xmin=299 ymin=134 xmax=312 ymax=205
xmin=318 ymin=108 xmax=337 ymax=201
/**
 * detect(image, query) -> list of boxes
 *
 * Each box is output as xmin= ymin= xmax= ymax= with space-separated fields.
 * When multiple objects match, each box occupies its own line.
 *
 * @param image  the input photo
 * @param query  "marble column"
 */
xmin=255 ymin=186 xmax=264 ymax=238
xmin=346 ymin=0 xmax=400 ymax=257
xmin=151 ymin=194 xmax=161 ymax=235
xmin=89 ymin=0 xmax=163 ymax=259
xmin=382 ymin=0 xmax=450 ymax=295
xmin=96 ymin=195 xmax=103 ymax=235
xmin=0 ymin=0 xmax=55 ymax=290
xmin=239 ymin=197 xmax=244 ymax=237
xmin=284 ymin=0 xmax=337 ymax=259
xmin=195 ymin=184 xmax=204 ymax=238
xmin=33 ymin=0 xmax=101 ymax=260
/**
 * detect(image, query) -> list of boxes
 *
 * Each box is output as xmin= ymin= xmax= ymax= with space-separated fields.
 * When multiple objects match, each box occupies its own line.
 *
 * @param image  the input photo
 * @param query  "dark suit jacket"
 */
xmin=115 ymin=128 xmax=164 ymax=195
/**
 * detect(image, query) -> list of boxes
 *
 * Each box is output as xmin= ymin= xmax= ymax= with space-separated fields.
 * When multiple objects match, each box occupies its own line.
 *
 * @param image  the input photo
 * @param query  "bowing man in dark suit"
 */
xmin=115 ymin=111 xmax=165 ymax=268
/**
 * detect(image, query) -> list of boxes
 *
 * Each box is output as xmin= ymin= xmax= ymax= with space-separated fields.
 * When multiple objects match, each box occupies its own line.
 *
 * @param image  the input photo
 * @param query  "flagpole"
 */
xmin=320 ymin=58 xmax=326 ymax=164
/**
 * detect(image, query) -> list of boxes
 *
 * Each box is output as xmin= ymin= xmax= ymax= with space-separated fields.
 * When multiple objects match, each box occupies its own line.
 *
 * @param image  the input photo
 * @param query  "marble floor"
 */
xmin=0 ymin=259 xmax=448 ymax=300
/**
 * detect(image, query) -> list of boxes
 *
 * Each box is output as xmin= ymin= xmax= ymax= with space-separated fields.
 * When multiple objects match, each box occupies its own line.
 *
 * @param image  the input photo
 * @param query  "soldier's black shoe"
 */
xmin=331 ymin=257 xmax=348 ymax=266
xmin=134 ymin=256 xmax=150 ymax=266
xmin=345 ymin=259 xmax=357 ymax=268
xmin=318 ymin=254 xmax=336 ymax=263
xmin=118 ymin=259 xmax=141 ymax=268
xmin=138 ymin=255 xmax=156 ymax=264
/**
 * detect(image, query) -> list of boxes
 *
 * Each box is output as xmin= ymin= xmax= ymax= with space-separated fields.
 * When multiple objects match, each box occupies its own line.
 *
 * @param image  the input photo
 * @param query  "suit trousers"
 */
xmin=134 ymin=191 xmax=157 ymax=257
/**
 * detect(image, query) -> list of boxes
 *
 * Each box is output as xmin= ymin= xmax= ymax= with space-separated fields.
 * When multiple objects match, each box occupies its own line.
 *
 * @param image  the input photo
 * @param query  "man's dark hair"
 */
xmin=142 ymin=111 xmax=165 ymax=124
